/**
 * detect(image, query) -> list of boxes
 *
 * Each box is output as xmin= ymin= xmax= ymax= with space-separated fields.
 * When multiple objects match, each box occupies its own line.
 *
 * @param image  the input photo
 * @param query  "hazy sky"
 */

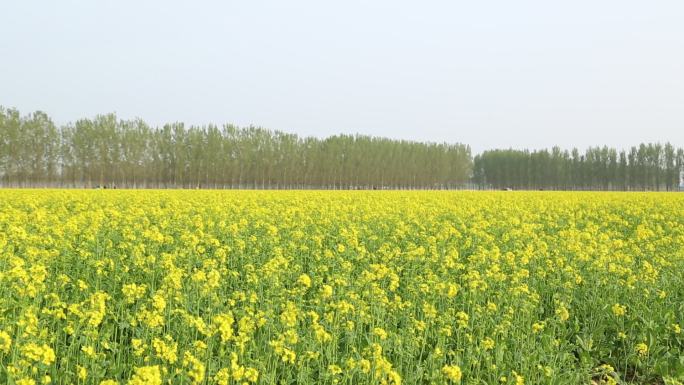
xmin=2 ymin=1 xmax=683 ymax=154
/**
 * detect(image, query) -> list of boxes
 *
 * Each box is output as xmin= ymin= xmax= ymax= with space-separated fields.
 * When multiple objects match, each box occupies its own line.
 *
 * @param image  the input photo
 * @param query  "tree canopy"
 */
xmin=0 ymin=106 xmax=472 ymax=189
xmin=473 ymin=145 xmax=684 ymax=191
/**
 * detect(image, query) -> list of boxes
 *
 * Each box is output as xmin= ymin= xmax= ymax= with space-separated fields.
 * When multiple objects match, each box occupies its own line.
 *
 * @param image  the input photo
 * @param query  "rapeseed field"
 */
xmin=1 ymin=190 xmax=683 ymax=385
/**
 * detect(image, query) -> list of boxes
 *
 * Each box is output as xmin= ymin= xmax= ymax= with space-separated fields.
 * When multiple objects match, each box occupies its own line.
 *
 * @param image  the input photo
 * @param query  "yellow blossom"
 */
xmin=0 ymin=331 xmax=11 ymax=354
xmin=296 ymin=273 xmax=312 ymax=288
xmin=442 ymin=364 xmax=462 ymax=382
xmin=77 ymin=365 xmax=87 ymax=380
xmin=152 ymin=336 xmax=178 ymax=364
xmin=81 ymin=345 xmax=96 ymax=358
xmin=16 ymin=378 xmax=36 ymax=385
xmin=482 ymin=337 xmax=495 ymax=350
xmin=128 ymin=366 xmax=162 ymax=385
xmin=635 ymin=343 xmax=648 ymax=357
xmin=183 ymin=352 xmax=205 ymax=384
xmin=611 ymin=303 xmax=626 ymax=317
xmin=22 ymin=343 xmax=56 ymax=365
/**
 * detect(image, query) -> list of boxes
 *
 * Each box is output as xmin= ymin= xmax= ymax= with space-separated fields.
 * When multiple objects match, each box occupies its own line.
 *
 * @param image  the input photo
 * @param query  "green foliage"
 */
xmin=474 ymin=145 xmax=684 ymax=191
xmin=0 ymin=106 xmax=472 ymax=189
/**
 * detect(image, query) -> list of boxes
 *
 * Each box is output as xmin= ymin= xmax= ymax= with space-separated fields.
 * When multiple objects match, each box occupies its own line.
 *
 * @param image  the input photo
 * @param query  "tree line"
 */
xmin=473 ymin=145 xmax=684 ymax=191
xmin=2 ymin=106 xmax=682 ymax=191
xmin=0 ymin=106 xmax=472 ymax=189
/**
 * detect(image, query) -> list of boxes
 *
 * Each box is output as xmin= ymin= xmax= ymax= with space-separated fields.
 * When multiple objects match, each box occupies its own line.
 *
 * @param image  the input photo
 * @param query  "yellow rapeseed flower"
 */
xmin=635 ymin=343 xmax=649 ymax=357
xmin=442 ymin=364 xmax=462 ymax=382
xmin=128 ymin=365 xmax=162 ymax=385
xmin=0 ymin=331 xmax=11 ymax=354
xmin=611 ymin=303 xmax=626 ymax=317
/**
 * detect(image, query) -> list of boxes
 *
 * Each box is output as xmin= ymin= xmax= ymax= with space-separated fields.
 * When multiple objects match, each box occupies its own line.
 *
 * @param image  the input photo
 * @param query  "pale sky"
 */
xmin=1 ymin=0 xmax=683 ymax=154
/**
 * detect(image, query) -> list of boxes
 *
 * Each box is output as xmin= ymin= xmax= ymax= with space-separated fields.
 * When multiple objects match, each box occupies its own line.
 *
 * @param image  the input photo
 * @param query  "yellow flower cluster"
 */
xmin=21 ymin=343 xmax=55 ymax=365
xmin=442 ymin=364 xmax=462 ymax=382
xmin=635 ymin=343 xmax=649 ymax=357
xmin=128 ymin=366 xmax=161 ymax=385
xmin=611 ymin=303 xmax=626 ymax=317
xmin=152 ymin=336 xmax=178 ymax=364
xmin=0 ymin=331 xmax=12 ymax=354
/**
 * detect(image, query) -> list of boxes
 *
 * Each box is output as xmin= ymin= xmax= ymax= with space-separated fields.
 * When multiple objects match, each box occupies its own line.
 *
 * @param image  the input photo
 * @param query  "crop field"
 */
xmin=1 ymin=190 xmax=684 ymax=385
